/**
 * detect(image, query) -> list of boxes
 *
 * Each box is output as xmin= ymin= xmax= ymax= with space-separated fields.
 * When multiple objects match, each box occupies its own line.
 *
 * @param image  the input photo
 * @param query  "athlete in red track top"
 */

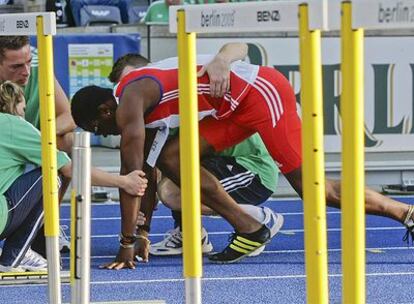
xmin=113 ymin=55 xmax=302 ymax=174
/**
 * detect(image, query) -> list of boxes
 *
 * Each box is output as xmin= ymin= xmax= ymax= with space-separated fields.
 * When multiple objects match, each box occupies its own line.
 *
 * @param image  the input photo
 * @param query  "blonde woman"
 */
xmin=0 ymin=81 xmax=147 ymax=272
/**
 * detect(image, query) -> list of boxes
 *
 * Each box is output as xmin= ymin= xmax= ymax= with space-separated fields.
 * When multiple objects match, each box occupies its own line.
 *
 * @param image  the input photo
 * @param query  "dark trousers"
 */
xmin=0 ymin=168 xmax=46 ymax=266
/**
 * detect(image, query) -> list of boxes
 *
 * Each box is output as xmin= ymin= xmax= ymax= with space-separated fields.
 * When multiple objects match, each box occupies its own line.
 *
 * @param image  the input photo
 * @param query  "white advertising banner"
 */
xmin=195 ymin=36 xmax=414 ymax=153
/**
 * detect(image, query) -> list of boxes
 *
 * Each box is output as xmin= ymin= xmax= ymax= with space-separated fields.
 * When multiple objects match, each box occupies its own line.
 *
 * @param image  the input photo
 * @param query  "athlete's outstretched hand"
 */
xmin=197 ymin=54 xmax=231 ymax=98
xmin=100 ymin=247 xmax=136 ymax=270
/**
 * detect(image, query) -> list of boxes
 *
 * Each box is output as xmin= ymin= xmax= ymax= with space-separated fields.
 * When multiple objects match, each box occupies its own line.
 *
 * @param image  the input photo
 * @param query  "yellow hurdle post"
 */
xmin=177 ymin=9 xmax=203 ymax=304
xmin=36 ymin=15 xmax=62 ymax=303
xmin=298 ymin=4 xmax=329 ymax=304
xmin=340 ymin=2 xmax=366 ymax=304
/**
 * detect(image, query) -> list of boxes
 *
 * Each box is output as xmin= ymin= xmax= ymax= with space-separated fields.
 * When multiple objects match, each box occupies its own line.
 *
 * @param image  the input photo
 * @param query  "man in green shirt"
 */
xmin=0 ymin=36 xmax=76 ymax=153
xmin=0 ymin=35 xmax=77 ymax=254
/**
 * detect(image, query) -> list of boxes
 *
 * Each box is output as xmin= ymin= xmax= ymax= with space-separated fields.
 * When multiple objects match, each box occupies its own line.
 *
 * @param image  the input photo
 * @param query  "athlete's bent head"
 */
xmin=71 ymin=85 xmax=119 ymax=136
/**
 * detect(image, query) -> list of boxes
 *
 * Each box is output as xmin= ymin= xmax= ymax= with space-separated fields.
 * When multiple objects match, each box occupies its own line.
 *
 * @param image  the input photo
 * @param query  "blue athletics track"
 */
xmin=1 ymin=196 xmax=414 ymax=304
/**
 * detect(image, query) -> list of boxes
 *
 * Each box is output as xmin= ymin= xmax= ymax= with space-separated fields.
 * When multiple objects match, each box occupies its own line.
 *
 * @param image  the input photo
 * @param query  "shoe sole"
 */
xmin=21 ymin=267 xmax=48 ymax=272
xmin=247 ymin=244 xmax=265 ymax=257
xmin=0 ymin=265 xmax=25 ymax=273
xmin=150 ymin=243 xmax=214 ymax=256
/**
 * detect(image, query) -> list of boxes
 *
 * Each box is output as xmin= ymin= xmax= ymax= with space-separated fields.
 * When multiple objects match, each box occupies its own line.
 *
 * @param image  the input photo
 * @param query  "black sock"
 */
xmin=171 ymin=210 xmax=182 ymax=230
xmin=31 ymin=226 xmax=47 ymax=258
xmin=241 ymin=225 xmax=269 ymax=243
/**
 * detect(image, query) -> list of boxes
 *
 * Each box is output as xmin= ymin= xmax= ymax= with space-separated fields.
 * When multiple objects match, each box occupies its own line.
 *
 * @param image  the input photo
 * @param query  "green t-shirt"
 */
xmin=143 ymin=1 xmax=169 ymax=24
xmin=143 ymin=0 xmax=250 ymax=24
xmin=219 ymin=133 xmax=278 ymax=193
xmin=0 ymin=114 xmax=70 ymax=235
xmin=143 ymin=0 xmax=196 ymax=24
xmin=24 ymin=53 xmax=40 ymax=129
xmin=169 ymin=129 xmax=278 ymax=192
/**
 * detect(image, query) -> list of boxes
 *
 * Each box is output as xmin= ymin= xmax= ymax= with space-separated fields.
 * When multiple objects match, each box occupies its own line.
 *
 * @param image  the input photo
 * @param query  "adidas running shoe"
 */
xmin=150 ymin=226 xmax=213 ymax=256
xmin=248 ymin=208 xmax=284 ymax=257
xmin=0 ymin=248 xmax=47 ymax=272
xmin=209 ymin=209 xmax=283 ymax=263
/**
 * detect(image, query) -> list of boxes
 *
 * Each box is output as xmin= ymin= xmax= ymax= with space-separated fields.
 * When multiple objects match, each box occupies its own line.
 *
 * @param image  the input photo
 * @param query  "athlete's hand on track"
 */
xmin=99 ymin=247 xmax=136 ymax=270
xmin=135 ymin=230 xmax=150 ymax=263
xmin=197 ymin=54 xmax=231 ymax=98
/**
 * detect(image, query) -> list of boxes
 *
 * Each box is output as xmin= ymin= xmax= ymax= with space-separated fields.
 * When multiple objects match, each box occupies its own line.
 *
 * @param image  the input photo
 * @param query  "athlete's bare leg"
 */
xmin=284 ymin=167 xmax=412 ymax=223
xmin=158 ymin=177 xmax=216 ymax=215
xmin=156 ymin=136 xmax=262 ymax=234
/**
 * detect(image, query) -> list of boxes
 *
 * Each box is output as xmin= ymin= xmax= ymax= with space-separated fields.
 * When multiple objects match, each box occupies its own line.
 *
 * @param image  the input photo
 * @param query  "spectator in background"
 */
xmin=46 ymin=0 xmax=69 ymax=27
xmin=142 ymin=0 xmax=244 ymax=25
xmin=66 ymin=0 xmax=133 ymax=26
xmin=142 ymin=0 xmax=182 ymax=25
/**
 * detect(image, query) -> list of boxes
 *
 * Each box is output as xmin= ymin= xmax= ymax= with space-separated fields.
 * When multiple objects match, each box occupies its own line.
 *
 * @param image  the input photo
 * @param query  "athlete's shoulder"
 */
xmin=115 ymin=67 xmax=156 ymax=97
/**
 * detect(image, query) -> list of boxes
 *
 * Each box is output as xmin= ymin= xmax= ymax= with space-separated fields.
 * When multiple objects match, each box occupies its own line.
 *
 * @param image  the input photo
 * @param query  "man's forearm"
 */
xmin=217 ymin=43 xmax=248 ymax=63
xmin=91 ymin=167 xmax=126 ymax=188
xmin=56 ymin=112 xmax=76 ymax=136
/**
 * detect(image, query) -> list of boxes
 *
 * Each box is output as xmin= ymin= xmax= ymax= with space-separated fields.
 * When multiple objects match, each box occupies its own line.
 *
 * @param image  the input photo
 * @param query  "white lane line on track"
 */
xmin=87 ymin=225 xmax=406 ymax=238
xmin=2 ymin=271 xmax=414 ymax=288
xmin=90 ymin=271 xmax=414 ymax=284
xmin=60 ymin=246 xmax=414 ymax=260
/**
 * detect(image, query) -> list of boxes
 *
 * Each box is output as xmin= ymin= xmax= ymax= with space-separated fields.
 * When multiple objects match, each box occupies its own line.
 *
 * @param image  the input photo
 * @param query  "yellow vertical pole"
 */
xmin=298 ymin=4 xmax=329 ymax=304
xmin=36 ymin=16 xmax=61 ymax=303
xmin=341 ymin=2 xmax=366 ymax=304
xmin=177 ymin=9 xmax=202 ymax=304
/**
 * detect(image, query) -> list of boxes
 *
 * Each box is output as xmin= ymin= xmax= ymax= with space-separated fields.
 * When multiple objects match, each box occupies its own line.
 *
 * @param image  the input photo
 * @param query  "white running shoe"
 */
xmin=0 ymin=248 xmax=48 ymax=272
xmin=19 ymin=248 xmax=48 ymax=272
xmin=59 ymin=225 xmax=70 ymax=253
xmin=150 ymin=227 xmax=213 ymax=256
xmin=248 ymin=207 xmax=284 ymax=257
xmin=0 ymin=264 xmax=25 ymax=272
xmin=262 ymin=206 xmax=284 ymax=238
